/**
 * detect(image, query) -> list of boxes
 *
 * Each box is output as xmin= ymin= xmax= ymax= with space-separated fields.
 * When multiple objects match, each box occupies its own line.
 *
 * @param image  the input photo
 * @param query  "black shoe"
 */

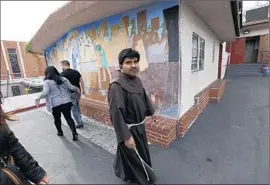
xmin=124 ymin=180 xmax=133 ymax=184
xmin=72 ymin=133 xmax=78 ymax=141
xmin=76 ymin=124 xmax=83 ymax=129
xmin=57 ymin=132 xmax=64 ymax=136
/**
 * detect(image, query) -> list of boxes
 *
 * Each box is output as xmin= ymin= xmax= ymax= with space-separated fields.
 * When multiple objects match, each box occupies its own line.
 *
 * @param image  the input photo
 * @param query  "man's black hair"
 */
xmin=60 ymin=60 xmax=70 ymax=67
xmin=118 ymin=48 xmax=140 ymax=66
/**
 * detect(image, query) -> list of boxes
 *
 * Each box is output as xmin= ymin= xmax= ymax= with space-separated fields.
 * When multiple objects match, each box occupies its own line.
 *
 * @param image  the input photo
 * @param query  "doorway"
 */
xmin=218 ymin=43 xmax=223 ymax=79
xmin=244 ymin=36 xmax=260 ymax=63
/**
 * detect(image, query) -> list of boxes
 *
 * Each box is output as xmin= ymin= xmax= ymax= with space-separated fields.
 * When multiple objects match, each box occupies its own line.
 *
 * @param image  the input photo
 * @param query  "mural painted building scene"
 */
xmin=44 ymin=1 xmax=179 ymax=118
xmin=30 ymin=0 xmax=242 ymax=147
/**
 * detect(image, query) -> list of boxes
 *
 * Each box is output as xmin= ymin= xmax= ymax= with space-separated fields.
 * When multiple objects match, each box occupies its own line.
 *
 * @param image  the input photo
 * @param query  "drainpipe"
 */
xmin=230 ymin=1 xmax=241 ymax=37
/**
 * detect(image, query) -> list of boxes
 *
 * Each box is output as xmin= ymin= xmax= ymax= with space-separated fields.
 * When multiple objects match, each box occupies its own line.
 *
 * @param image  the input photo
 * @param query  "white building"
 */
xmin=30 ymin=0 xmax=242 ymax=147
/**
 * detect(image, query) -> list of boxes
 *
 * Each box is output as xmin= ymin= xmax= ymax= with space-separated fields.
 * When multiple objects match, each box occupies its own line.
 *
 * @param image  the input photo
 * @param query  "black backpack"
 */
xmin=0 ymin=155 xmax=31 ymax=185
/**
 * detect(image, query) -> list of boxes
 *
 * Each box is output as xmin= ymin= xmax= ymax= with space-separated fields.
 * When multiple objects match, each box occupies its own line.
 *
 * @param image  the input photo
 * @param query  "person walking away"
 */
xmin=0 ymin=102 xmax=49 ymax=184
xmin=60 ymin=60 xmax=85 ymax=128
xmin=108 ymin=48 xmax=157 ymax=185
xmin=35 ymin=66 xmax=80 ymax=141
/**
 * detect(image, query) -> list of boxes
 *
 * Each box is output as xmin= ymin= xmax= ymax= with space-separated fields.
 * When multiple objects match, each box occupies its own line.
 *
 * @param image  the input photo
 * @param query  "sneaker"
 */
xmin=72 ymin=133 xmax=78 ymax=141
xmin=76 ymin=124 xmax=83 ymax=129
xmin=57 ymin=132 xmax=64 ymax=136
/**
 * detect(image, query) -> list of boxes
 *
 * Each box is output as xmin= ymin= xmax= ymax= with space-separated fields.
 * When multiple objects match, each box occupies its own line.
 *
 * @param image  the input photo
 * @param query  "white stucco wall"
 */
xmin=179 ymin=1 xmax=221 ymax=116
xmin=239 ymin=27 xmax=269 ymax=38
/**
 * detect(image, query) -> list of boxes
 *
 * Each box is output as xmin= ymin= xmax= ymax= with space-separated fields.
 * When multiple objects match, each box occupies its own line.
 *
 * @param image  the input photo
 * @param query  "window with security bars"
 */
xmin=11 ymin=85 xmax=21 ymax=96
xmin=8 ymin=48 xmax=21 ymax=78
xmin=191 ymin=33 xmax=205 ymax=71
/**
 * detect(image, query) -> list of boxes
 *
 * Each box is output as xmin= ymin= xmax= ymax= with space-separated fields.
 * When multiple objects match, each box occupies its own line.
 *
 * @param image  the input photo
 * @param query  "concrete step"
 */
xmin=227 ymin=69 xmax=262 ymax=73
xmin=228 ymin=66 xmax=261 ymax=69
xmin=229 ymin=63 xmax=262 ymax=67
xmin=228 ymin=69 xmax=261 ymax=71
xmin=226 ymin=64 xmax=264 ymax=78
xmin=227 ymin=71 xmax=261 ymax=75
xmin=226 ymin=72 xmax=263 ymax=78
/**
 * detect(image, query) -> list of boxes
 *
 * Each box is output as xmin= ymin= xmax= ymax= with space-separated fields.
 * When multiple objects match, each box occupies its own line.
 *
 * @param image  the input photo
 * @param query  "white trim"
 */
xmin=1 ymin=41 xmax=11 ymax=76
xmin=17 ymin=42 xmax=27 ymax=78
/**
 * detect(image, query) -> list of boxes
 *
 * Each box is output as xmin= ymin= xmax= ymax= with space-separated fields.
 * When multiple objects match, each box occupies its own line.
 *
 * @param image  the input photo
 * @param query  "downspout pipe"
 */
xmin=230 ymin=1 xmax=242 ymax=37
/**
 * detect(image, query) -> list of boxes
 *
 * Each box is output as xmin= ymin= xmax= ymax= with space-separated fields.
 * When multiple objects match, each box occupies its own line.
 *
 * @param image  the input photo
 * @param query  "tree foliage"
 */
xmin=25 ymin=42 xmax=33 ymax=54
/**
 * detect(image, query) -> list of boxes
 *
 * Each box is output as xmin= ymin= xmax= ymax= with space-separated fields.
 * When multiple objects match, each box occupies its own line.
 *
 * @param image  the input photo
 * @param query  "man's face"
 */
xmin=121 ymin=57 xmax=140 ymax=77
xmin=61 ymin=64 xmax=68 ymax=71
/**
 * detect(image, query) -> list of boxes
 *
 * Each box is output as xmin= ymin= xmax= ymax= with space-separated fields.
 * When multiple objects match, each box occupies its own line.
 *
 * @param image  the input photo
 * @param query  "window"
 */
xmin=11 ymin=85 xmax=21 ymax=96
xmin=191 ymin=33 xmax=205 ymax=71
xmin=212 ymin=41 xmax=215 ymax=63
xmin=8 ymin=48 xmax=21 ymax=78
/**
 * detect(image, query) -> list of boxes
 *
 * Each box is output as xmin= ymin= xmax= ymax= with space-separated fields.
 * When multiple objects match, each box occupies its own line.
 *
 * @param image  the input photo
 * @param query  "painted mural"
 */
xmin=45 ymin=1 xmax=180 ymax=118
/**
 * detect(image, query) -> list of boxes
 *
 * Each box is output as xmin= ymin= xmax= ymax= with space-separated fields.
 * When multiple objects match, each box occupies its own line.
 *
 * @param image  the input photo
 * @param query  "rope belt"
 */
xmin=126 ymin=118 xmax=154 ymax=181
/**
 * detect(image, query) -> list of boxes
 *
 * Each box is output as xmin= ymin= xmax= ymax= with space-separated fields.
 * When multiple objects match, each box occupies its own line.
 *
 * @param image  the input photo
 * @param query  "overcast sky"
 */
xmin=0 ymin=1 xmax=268 ymax=42
xmin=1 ymin=1 xmax=68 ymax=42
xmin=243 ymin=0 xmax=269 ymax=10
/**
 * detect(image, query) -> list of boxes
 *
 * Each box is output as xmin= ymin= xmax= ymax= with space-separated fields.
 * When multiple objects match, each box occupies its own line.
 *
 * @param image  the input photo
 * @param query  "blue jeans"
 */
xmin=71 ymin=93 xmax=83 ymax=126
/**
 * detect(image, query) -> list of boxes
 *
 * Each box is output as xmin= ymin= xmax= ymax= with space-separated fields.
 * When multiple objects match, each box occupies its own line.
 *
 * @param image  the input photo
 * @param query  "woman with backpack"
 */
xmin=0 ymin=102 xmax=48 ymax=184
xmin=35 ymin=66 xmax=80 ymax=141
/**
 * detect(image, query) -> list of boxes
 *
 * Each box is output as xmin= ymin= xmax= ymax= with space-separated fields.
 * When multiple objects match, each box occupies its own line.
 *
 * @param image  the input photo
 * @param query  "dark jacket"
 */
xmin=0 ymin=114 xmax=46 ymax=184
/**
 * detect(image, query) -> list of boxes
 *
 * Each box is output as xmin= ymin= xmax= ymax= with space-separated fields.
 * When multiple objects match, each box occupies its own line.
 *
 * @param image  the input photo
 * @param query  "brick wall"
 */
xmin=0 ymin=45 xmax=8 ymax=80
xmin=18 ymin=42 xmax=47 ymax=77
xmin=257 ymin=34 xmax=269 ymax=64
xmin=178 ymin=79 xmax=227 ymax=137
xmin=230 ymin=38 xmax=246 ymax=64
xmin=0 ymin=40 xmax=46 ymax=80
xmin=80 ymin=97 xmax=177 ymax=148
xmin=2 ymin=41 xmax=25 ymax=79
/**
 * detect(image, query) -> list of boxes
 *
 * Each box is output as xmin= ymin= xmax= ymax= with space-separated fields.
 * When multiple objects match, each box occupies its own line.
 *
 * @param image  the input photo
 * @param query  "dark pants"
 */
xmin=52 ymin=102 xmax=78 ymax=135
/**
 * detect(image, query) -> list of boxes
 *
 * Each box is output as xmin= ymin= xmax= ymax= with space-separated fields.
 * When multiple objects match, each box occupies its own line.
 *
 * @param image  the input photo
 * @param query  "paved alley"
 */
xmin=8 ymin=77 xmax=269 ymax=184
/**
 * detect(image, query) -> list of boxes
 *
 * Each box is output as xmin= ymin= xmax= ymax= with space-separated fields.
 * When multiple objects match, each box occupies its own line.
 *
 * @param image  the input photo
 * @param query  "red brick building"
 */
xmin=1 ymin=40 xmax=47 ymax=97
xmin=229 ymin=6 xmax=269 ymax=65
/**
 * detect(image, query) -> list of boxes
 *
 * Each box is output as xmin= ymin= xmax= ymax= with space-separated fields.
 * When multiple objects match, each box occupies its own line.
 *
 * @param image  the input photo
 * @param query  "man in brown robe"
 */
xmin=108 ymin=48 xmax=156 ymax=185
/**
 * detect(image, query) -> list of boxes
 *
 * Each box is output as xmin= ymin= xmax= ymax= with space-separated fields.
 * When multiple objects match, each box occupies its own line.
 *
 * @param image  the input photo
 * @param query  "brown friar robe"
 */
xmin=108 ymin=70 xmax=156 ymax=185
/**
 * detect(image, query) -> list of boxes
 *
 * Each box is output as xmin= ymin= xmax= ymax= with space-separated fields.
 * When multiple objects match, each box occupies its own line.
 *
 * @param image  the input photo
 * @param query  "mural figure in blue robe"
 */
xmin=94 ymin=41 xmax=111 ymax=84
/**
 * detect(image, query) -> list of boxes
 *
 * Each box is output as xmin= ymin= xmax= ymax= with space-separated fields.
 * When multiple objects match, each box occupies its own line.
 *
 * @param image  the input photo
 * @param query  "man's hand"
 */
xmin=38 ymin=174 xmax=49 ymax=184
xmin=151 ymin=115 xmax=157 ymax=123
xmin=35 ymin=98 xmax=40 ymax=108
xmin=125 ymin=136 xmax=136 ymax=149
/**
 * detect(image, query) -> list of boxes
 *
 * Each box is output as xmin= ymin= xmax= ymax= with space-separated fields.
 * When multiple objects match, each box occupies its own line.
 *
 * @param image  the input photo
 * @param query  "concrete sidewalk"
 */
xmin=8 ymin=110 xmax=122 ymax=184
xmin=8 ymin=76 xmax=269 ymax=184
xmin=151 ymin=77 xmax=269 ymax=184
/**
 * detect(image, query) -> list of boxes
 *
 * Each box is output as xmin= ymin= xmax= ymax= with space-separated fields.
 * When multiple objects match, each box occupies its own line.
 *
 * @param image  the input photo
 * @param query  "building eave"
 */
xmin=186 ymin=0 xmax=242 ymax=42
xmin=30 ymin=0 xmax=155 ymax=53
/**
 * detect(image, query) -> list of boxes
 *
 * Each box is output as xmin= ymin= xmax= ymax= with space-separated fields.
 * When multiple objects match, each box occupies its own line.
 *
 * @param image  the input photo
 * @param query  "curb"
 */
xmin=6 ymin=103 xmax=46 ymax=114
